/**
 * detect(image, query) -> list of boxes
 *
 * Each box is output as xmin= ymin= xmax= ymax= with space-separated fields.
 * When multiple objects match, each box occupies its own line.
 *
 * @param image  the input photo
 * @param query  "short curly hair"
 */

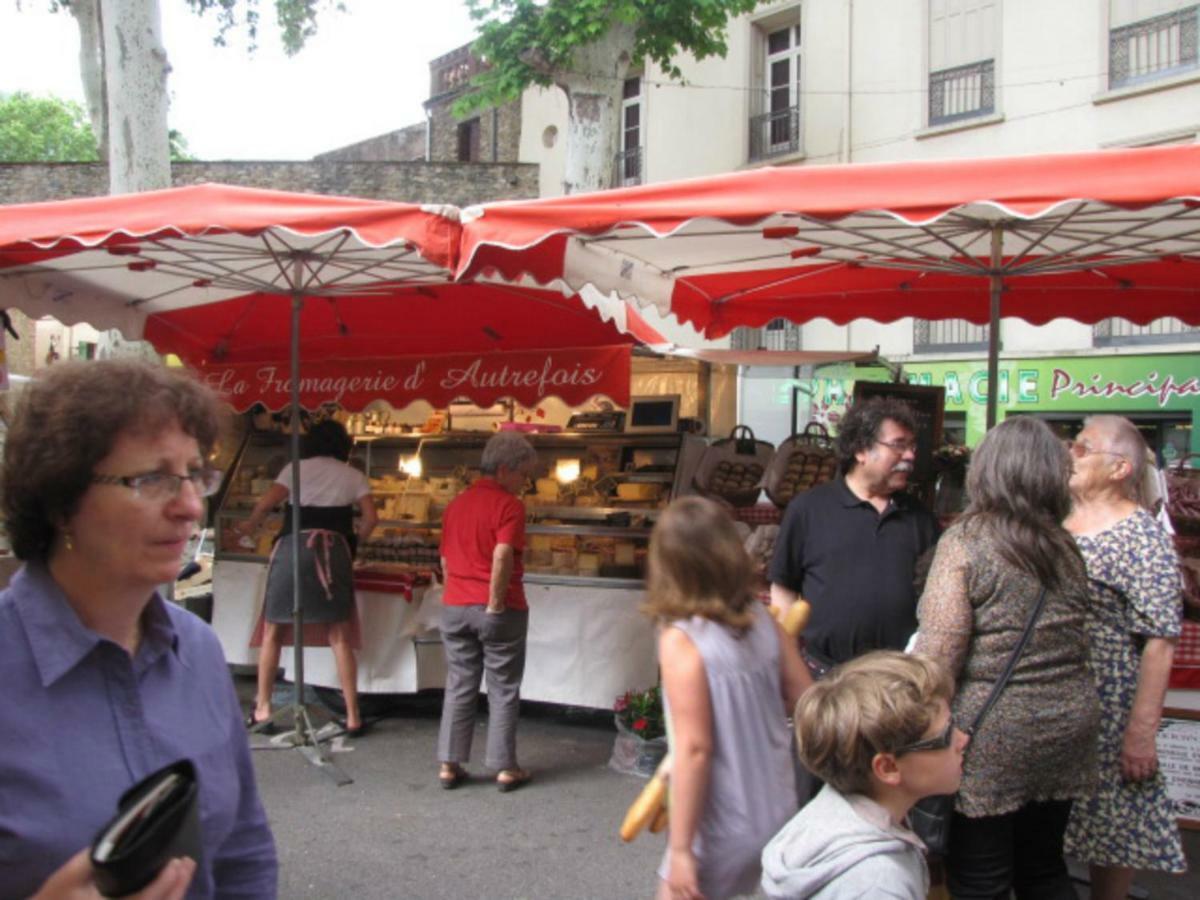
xmin=2 ymin=360 xmax=224 ymax=561
xmin=794 ymin=651 xmax=953 ymax=795
xmin=835 ymin=396 xmax=918 ymax=475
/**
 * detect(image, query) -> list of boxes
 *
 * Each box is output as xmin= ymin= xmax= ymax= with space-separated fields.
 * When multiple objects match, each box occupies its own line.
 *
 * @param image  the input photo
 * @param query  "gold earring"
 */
xmin=63 ymin=532 xmax=74 ymax=551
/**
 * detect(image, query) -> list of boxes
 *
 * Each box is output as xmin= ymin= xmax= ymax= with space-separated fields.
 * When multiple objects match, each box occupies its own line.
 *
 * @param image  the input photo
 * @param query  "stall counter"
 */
xmin=211 ymin=559 xmax=659 ymax=709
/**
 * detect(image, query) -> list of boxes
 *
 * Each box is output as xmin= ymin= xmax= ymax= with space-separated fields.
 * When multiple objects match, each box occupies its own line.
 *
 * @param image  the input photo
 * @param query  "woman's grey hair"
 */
xmin=480 ymin=432 xmax=537 ymax=475
xmin=1083 ymin=415 xmax=1155 ymax=507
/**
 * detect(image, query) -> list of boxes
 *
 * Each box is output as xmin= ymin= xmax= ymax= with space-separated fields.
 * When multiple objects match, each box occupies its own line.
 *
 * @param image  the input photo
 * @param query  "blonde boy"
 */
xmin=761 ymin=652 xmax=967 ymax=899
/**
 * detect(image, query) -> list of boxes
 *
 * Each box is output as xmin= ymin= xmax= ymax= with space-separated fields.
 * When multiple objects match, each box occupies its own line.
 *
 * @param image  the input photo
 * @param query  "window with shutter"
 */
xmin=928 ymin=0 xmax=998 ymax=126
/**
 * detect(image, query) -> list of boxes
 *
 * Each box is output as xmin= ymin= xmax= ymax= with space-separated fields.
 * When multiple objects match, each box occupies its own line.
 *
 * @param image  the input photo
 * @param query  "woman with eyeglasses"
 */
xmin=0 ymin=359 xmax=276 ymax=899
xmin=241 ymin=417 xmax=377 ymax=737
xmin=914 ymin=416 xmax=1100 ymax=900
xmin=1061 ymin=416 xmax=1186 ymax=899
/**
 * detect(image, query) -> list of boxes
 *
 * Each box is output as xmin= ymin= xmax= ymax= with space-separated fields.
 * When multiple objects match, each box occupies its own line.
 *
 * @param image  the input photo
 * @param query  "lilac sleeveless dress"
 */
xmin=658 ymin=604 xmax=798 ymax=899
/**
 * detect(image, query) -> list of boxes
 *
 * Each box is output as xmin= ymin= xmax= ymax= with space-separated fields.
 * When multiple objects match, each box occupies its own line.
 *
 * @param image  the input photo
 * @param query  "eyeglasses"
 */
xmin=892 ymin=717 xmax=956 ymax=756
xmin=92 ymin=468 xmax=223 ymax=502
xmin=876 ymin=438 xmax=918 ymax=455
xmin=1066 ymin=440 xmax=1127 ymax=464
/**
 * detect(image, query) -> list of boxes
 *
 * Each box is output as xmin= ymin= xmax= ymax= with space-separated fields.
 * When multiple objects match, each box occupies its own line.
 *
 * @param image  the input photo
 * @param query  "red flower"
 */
xmin=614 ymin=695 xmax=629 ymax=713
xmin=633 ymin=718 xmax=647 ymax=732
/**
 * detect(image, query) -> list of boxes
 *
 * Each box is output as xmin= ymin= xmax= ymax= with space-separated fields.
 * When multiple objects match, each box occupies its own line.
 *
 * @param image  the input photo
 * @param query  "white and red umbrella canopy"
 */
xmin=456 ymin=144 xmax=1200 ymax=425
xmin=0 ymin=183 xmax=660 ymax=410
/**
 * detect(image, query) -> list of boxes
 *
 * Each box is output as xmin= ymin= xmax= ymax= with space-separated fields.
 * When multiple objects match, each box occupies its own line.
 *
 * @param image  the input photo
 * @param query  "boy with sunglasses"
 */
xmin=761 ymin=652 xmax=968 ymax=899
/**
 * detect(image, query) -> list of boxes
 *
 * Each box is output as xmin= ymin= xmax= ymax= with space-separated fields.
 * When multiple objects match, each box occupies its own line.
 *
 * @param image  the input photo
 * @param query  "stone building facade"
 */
xmin=314 ymin=123 xmax=428 ymax=163
xmin=425 ymin=43 xmax=522 ymax=164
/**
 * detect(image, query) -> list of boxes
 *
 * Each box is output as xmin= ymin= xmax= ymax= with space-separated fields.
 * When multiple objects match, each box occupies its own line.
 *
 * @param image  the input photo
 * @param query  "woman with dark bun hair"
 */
xmin=241 ymin=417 xmax=377 ymax=737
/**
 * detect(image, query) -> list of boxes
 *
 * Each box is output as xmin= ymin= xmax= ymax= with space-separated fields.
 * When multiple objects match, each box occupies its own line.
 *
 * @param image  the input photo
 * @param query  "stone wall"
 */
xmin=427 ymin=98 xmax=522 ymax=164
xmin=0 ymin=159 xmax=538 ymax=207
xmin=314 ymin=123 xmax=427 ymax=162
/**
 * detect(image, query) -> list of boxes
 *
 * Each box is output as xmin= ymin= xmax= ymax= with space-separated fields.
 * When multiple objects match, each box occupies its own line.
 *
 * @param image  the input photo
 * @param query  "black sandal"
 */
xmin=244 ymin=712 xmax=278 ymax=736
xmin=496 ymin=768 xmax=532 ymax=793
xmin=439 ymin=764 xmax=469 ymax=790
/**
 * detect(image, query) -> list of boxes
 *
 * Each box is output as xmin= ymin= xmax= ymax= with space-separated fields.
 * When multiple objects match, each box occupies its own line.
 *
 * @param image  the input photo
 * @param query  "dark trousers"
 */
xmin=946 ymin=800 xmax=1075 ymax=900
xmin=436 ymin=605 xmax=528 ymax=771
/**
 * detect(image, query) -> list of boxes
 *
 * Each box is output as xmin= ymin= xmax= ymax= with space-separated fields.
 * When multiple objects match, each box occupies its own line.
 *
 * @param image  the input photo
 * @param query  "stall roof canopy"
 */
xmin=0 ymin=183 xmax=662 ymax=411
xmin=457 ymin=144 xmax=1200 ymax=337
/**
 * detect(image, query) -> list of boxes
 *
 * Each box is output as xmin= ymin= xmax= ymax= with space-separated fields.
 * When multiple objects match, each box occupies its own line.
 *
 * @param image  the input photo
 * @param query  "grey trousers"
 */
xmin=436 ymin=604 xmax=529 ymax=771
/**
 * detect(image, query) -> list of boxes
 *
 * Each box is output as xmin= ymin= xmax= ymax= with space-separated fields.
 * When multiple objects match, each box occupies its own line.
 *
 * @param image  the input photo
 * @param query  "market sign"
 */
xmin=198 ymin=344 xmax=631 ymax=412
xmin=803 ymin=353 xmax=1200 ymax=449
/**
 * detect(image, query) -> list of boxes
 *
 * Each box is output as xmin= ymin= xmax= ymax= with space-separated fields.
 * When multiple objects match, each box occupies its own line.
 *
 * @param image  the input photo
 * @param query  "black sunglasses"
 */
xmin=893 ymin=717 xmax=956 ymax=756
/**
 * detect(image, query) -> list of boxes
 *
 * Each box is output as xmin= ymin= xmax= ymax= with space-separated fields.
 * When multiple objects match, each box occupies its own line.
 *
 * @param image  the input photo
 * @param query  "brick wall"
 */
xmin=0 ymin=159 xmax=538 ymax=207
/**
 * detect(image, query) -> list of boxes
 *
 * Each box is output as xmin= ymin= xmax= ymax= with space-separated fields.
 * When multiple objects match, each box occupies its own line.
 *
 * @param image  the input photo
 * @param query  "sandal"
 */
xmin=439 ymin=763 xmax=469 ymax=790
xmin=496 ymin=768 xmax=532 ymax=793
xmin=336 ymin=718 xmax=372 ymax=739
xmin=244 ymin=712 xmax=278 ymax=736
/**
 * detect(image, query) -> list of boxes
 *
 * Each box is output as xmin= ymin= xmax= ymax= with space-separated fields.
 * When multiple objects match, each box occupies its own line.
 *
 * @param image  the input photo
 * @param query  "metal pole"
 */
xmin=289 ymin=289 xmax=305 ymax=722
xmin=986 ymin=226 xmax=1003 ymax=431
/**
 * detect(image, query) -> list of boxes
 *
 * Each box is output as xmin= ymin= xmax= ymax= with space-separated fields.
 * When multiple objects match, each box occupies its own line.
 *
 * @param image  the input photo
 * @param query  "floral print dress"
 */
xmin=1064 ymin=509 xmax=1187 ymax=872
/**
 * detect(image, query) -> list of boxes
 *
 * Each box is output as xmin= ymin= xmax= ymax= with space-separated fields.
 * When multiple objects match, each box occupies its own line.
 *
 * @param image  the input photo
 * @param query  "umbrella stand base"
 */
xmin=249 ymin=703 xmax=353 ymax=786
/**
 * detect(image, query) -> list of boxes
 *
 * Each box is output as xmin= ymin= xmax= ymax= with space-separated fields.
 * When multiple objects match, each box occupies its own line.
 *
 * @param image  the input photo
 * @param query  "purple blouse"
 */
xmin=0 ymin=563 xmax=277 ymax=899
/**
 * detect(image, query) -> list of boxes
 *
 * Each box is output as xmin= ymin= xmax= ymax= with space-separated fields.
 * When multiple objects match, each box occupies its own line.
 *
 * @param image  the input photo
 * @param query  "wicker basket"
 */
xmin=764 ymin=423 xmax=839 ymax=509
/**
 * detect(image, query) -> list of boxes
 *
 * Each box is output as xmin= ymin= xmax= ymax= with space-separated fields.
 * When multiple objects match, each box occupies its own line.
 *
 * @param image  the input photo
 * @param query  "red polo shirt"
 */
xmin=440 ymin=477 xmax=527 ymax=610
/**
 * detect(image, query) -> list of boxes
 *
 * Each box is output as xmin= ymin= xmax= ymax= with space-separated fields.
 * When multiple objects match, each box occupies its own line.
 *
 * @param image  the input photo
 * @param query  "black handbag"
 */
xmin=90 ymin=759 xmax=201 ymax=898
xmin=910 ymin=586 xmax=1048 ymax=856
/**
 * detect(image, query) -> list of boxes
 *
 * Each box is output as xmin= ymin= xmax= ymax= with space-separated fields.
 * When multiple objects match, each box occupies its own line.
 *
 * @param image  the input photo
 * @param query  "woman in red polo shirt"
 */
xmin=437 ymin=432 xmax=538 ymax=792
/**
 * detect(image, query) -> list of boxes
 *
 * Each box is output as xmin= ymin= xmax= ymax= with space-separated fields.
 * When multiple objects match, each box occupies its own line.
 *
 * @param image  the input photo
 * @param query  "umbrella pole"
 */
xmin=985 ymin=227 xmax=1003 ymax=431
xmin=265 ymin=281 xmax=351 ymax=785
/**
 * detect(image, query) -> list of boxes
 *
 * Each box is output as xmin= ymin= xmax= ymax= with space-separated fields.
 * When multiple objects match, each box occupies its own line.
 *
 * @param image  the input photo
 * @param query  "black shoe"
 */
xmin=245 ymin=712 xmax=278 ymax=736
xmin=336 ymin=718 xmax=371 ymax=739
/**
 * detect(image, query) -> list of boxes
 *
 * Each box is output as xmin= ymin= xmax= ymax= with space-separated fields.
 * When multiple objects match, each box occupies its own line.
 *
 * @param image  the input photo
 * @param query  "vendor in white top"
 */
xmin=761 ymin=651 xmax=968 ymax=900
xmin=240 ymin=419 xmax=377 ymax=736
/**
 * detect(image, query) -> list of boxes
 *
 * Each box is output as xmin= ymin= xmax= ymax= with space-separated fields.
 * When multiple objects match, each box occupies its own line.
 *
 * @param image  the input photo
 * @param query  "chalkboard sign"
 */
xmin=1159 ymin=709 xmax=1200 ymax=830
xmin=851 ymin=382 xmax=945 ymax=485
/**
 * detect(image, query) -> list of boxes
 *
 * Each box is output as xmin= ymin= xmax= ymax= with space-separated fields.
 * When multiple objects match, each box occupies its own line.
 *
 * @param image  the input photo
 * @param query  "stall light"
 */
xmin=555 ymin=458 xmax=581 ymax=484
xmin=400 ymin=455 xmax=423 ymax=479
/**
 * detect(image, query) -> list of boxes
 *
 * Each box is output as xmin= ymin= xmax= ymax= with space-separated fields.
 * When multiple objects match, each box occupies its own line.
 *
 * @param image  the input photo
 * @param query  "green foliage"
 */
xmin=614 ymin=685 xmax=665 ymax=741
xmin=168 ymin=129 xmax=195 ymax=162
xmin=458 ymin=0 xmax=760 ymax=115
xmin=42 ymin=1 xmax=346 ymax=55
xmin=0 ymin=91 xmax=99 ymax=161
xmin=181 ymin=0 xmax=347 ymax=55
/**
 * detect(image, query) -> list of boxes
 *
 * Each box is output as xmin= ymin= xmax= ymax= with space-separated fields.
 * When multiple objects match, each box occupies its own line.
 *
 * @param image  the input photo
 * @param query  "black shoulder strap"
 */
xmin=966 ymin=586 xmax=1048 ymax=736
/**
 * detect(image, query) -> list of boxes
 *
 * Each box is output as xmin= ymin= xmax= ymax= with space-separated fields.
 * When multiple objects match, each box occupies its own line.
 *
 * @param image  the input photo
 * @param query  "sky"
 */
xmin=0 ymin=1 xmax=479 ymax=159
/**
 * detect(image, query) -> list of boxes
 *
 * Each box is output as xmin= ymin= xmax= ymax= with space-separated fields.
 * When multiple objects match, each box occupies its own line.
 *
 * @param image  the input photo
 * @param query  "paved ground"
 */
xmin=242 ymin=677 xmax=1200 ymax=900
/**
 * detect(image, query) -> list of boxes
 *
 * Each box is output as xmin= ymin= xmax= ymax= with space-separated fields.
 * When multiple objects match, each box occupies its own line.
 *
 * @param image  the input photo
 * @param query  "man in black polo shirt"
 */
xmin=768 ymin=397 xmax=939 ymax=677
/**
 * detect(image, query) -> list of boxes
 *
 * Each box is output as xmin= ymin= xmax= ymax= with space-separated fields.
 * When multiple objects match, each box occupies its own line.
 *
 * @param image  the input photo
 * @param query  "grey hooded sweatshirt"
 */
xmin=760 ymin=784 xmax=928 ymax=899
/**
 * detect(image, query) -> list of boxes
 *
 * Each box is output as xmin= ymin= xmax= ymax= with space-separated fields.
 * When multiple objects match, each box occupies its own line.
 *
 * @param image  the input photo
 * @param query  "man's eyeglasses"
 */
xmin=892 ymin=717 xmax=956 ymax=756
xmin=1065 ymin=440 xmax=1127 ymax=464
xmin=92 ymin=468 xmax=223 ymax=502
xmin=876 ymin=438 xmax=918 ymax=455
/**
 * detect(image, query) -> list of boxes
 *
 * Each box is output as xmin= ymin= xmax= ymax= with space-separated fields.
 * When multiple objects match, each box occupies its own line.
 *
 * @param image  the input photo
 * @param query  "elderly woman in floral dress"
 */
xmin=1062 ymin=416 xmax=1186 ymax=899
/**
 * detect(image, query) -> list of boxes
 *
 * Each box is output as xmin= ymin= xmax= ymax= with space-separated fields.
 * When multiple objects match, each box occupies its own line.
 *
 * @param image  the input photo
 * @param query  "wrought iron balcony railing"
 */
xmin=914 ymin=319 xmax=991 ymax=353
xmin=928 ymin=59 xmax=995 ymax=126
xmin=1110 ymin=6 xmax=1198 ymax=89
xmin=1093 ymin=317 xmax=1200 ymax=347
xmin=749 ymin=105 xmax=801 ymax=162
xmin=613 ymin=146 xmax=642 ymax=187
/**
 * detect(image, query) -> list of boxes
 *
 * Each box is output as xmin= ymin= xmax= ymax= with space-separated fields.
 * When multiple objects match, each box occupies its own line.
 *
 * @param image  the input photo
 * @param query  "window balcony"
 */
xmin=913 ymin=319 xmax=991 ymax=354
xmin=1093 ymin=317 xmax=1200 ymax=347
xmin=749 ymin=105 xmax=801 ymax=163
xmin=613 ymin=146 xmax=642 ymax=188
xmin=928 ymin=59 xmax=995 ymax=127
xmin=1109 ymin=6 xmax=1199 ymax=89
xmin=731 ymin=319 xmax=801 ymax=351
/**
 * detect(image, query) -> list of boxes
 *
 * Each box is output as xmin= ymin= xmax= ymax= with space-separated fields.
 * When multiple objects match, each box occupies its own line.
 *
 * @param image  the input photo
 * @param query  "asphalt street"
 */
xmin=242 ymin=678 xmax=1200 ymax=900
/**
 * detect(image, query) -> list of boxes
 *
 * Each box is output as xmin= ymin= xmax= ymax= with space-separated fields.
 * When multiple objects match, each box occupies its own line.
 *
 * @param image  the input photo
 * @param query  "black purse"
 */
xmin=910 ymin=586 xmax=1048 ymax=856
xmin=89 ymin=759 xmax=201 ymax=898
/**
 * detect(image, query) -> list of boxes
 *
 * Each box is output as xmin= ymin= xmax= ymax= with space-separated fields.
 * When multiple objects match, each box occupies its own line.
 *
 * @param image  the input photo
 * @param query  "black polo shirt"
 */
xmin=768 ymin=477 xmax=939 ymax=666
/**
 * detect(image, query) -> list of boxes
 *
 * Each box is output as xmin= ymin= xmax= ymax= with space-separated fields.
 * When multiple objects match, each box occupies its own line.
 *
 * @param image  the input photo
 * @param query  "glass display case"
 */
xmin=214 ymin=428 xmax=707 ymax=586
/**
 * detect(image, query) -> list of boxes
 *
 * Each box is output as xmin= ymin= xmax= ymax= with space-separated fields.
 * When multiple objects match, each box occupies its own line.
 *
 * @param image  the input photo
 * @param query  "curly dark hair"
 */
xmin=835 ymin=396 xmax=918 ymax=475
xmin=2 ymin=360 xmax=224 ymax=561
xmin=302 ymin=419 xmax=353 ymax=461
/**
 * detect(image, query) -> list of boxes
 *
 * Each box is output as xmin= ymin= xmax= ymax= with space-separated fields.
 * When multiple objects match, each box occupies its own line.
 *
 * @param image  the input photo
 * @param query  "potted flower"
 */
xmin=609 ymin=685 xmax=668 ymax=777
